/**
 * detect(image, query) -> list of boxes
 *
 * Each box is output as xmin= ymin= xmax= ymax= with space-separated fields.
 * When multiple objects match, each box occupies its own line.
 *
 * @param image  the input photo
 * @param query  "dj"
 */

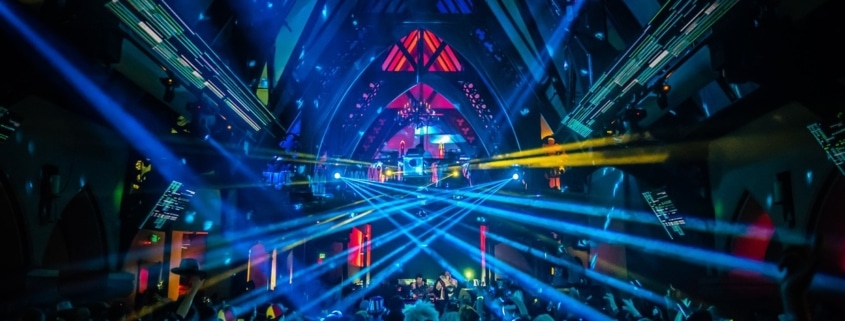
xmin=410 ymin=274 xmax=431 ymax=301
xmin=435 ymin=270 xmax=459 ymax=312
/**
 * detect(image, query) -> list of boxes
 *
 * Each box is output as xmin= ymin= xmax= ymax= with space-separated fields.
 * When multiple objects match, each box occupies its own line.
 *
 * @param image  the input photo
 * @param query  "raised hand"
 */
xmin=603 ymin=292 xmax=619 ymax=314
xmin=622 ymin=298 xmax=643 ymax=319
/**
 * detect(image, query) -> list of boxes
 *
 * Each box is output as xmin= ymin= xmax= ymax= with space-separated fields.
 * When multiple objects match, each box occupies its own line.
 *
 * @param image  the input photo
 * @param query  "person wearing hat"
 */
xmin=216 ymin=306 xmax=236 ymax=321
xmin=171 ymin=258 xmax=207 ymax=320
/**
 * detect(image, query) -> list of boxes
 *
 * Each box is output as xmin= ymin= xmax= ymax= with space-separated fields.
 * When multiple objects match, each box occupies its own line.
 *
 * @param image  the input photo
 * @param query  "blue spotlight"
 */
xmin=511 ymin=164 xmax=522 ymax=180
xmin=334 ymin=172 xmax=341 ymax=179
xmin=184 ymin=211 xmax=195 ymax=223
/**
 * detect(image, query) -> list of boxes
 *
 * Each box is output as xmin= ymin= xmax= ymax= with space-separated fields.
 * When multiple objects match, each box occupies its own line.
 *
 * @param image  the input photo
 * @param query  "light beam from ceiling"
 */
xmin=563 ymin=0 xmax=739 ymax=138
xmin=105 ymin=0 xmax=278 ymax=134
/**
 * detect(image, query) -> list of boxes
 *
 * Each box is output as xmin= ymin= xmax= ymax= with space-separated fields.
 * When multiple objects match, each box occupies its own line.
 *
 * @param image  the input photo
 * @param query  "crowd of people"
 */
xmin=1 ymin=239 xmax=831 ymax=321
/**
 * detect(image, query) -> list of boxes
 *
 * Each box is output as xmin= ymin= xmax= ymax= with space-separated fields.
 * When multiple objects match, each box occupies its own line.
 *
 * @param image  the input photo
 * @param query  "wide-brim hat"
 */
xmin=171 ymin=258 xmax=208 ymax=278
xmin=217 ymin=306 xmax=236 ymax=321
xmin=266 ymin=304 xmax=286 ymax=320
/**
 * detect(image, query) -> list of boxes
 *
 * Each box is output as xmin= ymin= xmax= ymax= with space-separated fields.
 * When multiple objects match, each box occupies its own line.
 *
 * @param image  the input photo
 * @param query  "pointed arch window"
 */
xmin=381 ymin=29 xmax=463 ymax=72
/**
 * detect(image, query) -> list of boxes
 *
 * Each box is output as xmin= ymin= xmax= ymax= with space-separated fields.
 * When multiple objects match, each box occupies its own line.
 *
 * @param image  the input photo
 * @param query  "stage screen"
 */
xmin=139 ymin=181 xmax=196 ymax=231
xmin=642 ymin=188 xmax=685 ymax=240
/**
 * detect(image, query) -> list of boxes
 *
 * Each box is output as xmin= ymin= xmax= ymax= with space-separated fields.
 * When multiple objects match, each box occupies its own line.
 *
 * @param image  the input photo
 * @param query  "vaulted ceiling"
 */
xmin=3 ymin=0 xmax=843 ymax=165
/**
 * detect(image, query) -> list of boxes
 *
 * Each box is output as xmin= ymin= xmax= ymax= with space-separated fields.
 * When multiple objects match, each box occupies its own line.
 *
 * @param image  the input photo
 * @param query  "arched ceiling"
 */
xmin=270 ymin=0 xmax=631 ymax=160
xmin=260 ymin=0 xmax=815 ymax=161
xmin=6 ymin=0 xmax=842 ymax=165
xmin=312 ymin=26 xmax=525 ymax=160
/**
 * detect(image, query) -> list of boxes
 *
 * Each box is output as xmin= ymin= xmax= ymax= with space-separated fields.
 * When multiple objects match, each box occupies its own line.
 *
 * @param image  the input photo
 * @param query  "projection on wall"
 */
xmin=808 ymin=113 xmax=845 ymax=175
xmin=642 ymin=188 xmax=686 ymax=240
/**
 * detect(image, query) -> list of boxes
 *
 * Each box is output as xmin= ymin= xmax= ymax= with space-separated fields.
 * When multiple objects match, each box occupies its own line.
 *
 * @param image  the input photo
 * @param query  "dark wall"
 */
xmin=0 ymin=96 xmax=131 ymax=302
xmin=0 ymin=96 xmax=129 ymax=269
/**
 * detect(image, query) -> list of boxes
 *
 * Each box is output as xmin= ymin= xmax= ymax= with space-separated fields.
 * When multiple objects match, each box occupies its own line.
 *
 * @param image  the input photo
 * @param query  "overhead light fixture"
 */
xmin=510 ymin=164 xmax=522 ymax=181
xmin=654 ymin=82 xmax=670 ymax=109
xmin=624 ymin=107 xmax=647 ymax=121
xmin=562 ymin=0 xmax=740 ymax=138
xmin=160 ymin=76 xmax=178 ymax=103
xmin=105 ymin=0 xmax=276 ymax=133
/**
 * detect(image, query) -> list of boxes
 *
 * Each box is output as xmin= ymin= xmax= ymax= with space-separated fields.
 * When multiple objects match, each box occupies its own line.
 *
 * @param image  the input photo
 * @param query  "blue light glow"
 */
xmin=806 ymin=170 xmax=813 ymax=185
xmin=612 ymin=172 xmax=624 ymax=198
xmin=604 ymin=207 xmax=614 ymax=230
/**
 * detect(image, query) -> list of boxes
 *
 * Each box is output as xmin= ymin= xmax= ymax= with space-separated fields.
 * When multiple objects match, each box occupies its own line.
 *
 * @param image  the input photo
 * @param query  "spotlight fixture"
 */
xmin=654 ymin=81 xmax=671 ymax=110
xmin=160 ymin=75 xmax=179 ymax=103
xmin=333 ymin=172 xmax=341 ymax=179
xmin=510 ymin=164 xmax=522 ymax=181
xmin=604 ymin=119 xmax=625 ymax=136
xmin=624 ymin=107 xmax=647 ymax=121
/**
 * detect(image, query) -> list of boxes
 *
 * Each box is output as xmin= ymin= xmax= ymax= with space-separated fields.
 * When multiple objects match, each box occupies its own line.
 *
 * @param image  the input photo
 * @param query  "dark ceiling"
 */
xmin=2 ymin=0 xmax=843 ymax=171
